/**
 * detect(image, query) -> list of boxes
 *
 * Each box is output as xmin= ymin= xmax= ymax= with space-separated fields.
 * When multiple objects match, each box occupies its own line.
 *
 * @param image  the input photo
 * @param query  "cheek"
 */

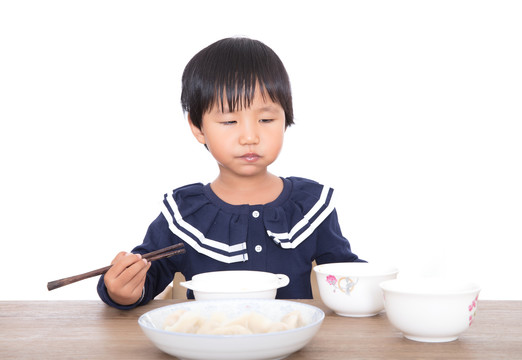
xmin=205 ymin=133 xmax=231 ymax=161
xmin=266 ymin=131 xmax=285 ymax=155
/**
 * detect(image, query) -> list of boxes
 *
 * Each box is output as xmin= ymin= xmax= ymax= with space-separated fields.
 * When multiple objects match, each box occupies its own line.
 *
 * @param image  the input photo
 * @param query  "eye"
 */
xmin=220 ymin=120 xmax=237 ymax=125
xmin=259 ymin=119 xmax=274 ymax=123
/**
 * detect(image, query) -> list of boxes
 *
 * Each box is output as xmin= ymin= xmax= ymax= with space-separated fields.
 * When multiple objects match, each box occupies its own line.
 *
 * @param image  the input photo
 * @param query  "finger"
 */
xmin=116 ymin=258 xmax=150 ymax=296
xmin=110 ymin=251 xmax=128 ymax=265
xmin=104 ymin=255 xmax=146 ymax=294
xmin=104 ymin=257 xmax=150 ymax=305
xmin=128 ymin=260 xmax=152 ymax=295
xmin=110 ymin=256 xmax=148 ymax=287
xmin=107 ymin=253 xmax=143 ymax=279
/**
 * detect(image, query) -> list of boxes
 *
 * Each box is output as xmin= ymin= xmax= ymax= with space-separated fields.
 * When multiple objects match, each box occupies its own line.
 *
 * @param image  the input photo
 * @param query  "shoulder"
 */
xmin=169 ymin=182 xmax=205 ymax=196
xmin=286 ymin=176 xmax=324 ymax=187
xmin=285 ymin=176 xmax=334 ymax=200
xmin=264 ymin=177 xmax=337 ymax=249
xmin=165 ymin=182 xmax=207 ymax=204
xmin=161 ymin=182 xmax=210 ymax=217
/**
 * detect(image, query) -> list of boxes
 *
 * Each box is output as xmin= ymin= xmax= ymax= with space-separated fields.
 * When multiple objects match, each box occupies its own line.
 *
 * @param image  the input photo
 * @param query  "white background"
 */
xmin=1 ymin=0 xmax=521 ymax=301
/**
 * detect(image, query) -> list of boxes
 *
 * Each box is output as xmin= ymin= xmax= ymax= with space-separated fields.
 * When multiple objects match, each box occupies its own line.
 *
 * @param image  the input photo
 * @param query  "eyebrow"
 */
xmin=211 ymin=104 xmax=281 ymax=115
xmin=256 ymin=105 xmax=280 ymax=113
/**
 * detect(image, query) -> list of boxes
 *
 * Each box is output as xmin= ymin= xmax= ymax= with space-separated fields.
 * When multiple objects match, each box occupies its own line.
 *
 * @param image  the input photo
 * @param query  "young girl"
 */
xmin=97 ymin=37 xmax=364 ymax=309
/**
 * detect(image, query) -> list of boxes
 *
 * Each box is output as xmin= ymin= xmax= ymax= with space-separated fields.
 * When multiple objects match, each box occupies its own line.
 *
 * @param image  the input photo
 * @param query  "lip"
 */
xmin=239 ymin=153 xmax=261 ymax=162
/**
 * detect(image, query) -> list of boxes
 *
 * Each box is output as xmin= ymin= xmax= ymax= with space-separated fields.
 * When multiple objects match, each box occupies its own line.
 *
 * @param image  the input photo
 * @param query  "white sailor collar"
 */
xmin=160 ymin=177 xmax=335 ymax=264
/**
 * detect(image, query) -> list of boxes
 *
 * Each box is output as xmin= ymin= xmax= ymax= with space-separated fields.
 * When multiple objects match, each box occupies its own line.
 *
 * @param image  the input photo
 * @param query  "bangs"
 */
xmin=209 ymin=56 xmax=284 ymax=114
xmin=213 ymin=75 xmax=270 ymax=114
xmin=182 ymin=37 xmax=293 ymax=128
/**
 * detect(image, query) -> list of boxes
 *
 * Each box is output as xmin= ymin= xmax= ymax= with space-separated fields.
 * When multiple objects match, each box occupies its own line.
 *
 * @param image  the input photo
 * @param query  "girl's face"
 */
xmin=190 ymin=89 xmax=286 ymax=180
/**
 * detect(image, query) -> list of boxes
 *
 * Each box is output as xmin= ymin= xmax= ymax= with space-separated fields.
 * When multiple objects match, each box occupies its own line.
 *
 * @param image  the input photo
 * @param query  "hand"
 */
xmin=104 ymin=252 xmax=151 ymax=306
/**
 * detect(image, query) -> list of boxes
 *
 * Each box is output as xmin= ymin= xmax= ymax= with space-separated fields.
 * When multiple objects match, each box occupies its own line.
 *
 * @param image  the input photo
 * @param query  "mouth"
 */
xmin=239 ymin=153 xmax=261 ymax=162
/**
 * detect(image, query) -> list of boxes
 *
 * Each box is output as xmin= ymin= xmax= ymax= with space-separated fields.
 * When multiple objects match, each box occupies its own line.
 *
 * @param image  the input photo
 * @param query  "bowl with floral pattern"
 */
xmin=313 ymin=263 xmax=398 ymax=317
xmin=380 ymin=277 xmax=481 ymax=342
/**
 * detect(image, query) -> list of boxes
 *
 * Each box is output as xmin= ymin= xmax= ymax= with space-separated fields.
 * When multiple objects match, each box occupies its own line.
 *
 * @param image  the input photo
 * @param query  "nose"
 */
xmin=239 ymin=120 xmax=259 ymax=145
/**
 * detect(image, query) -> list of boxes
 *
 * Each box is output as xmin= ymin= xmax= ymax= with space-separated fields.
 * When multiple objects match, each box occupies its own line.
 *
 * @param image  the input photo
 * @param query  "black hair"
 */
xmin=181 ymin=37 xmax=294 ymax=129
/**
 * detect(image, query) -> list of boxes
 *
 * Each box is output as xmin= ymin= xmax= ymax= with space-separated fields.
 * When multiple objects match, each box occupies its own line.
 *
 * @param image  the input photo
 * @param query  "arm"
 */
xmin=314 ymin=209 xmax=366 ymax=265
xmin=97 ymin=213 xmax=181 ymax=309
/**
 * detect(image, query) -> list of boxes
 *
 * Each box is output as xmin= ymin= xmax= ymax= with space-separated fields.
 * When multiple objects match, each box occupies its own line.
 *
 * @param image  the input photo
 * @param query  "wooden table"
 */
xmin=1 ymin=300 xmax=520 ymax=359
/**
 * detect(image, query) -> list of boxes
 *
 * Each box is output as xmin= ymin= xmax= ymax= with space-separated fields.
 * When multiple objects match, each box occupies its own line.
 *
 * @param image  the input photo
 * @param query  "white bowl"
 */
xmin=180 ymin=270 xmax=290 ymax=300
xmin=314 ymin=263 xmax=398 ymax=317
xmin=138 ymin=299 xmax=324 ymax=360
xmin=380 ymin=277 xmax=481 ymax=342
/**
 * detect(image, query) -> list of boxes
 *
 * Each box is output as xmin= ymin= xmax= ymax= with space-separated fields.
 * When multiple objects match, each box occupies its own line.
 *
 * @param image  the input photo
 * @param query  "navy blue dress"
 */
xmin=97 ymin=177 xmax=363 ymax=309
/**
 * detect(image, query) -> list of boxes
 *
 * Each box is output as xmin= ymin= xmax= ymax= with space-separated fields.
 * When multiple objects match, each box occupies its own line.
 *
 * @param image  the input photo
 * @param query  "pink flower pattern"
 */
xmin=468 ymin=295 xmax=479 ymax=326
xmin=326 ymin=275 xmax=337 ymax=285
xmin=325 ymin=274 xmax=358 ymax=295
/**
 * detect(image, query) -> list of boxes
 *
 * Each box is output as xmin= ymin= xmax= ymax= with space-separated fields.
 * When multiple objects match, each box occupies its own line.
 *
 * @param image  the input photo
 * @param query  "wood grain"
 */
xmin=0 ymin=300 xmax=520 ymax=359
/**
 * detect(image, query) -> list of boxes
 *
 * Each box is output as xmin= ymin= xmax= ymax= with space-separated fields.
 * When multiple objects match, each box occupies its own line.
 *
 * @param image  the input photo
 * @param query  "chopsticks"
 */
xmin=47 ymin=243 xmax=185 ymax=291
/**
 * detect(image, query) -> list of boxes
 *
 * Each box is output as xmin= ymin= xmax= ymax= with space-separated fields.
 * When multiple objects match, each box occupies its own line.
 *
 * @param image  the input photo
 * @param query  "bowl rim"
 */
xmin=190 ymin=287 xmax=277 ymax=294
xmin=138 ymin=299 xmax=325 ymax=339
xmin=380 ymin=278 xmax=482 ymax=296
xmin=313 ymin=262 xmax=399 ymax=277
xmin=181 ymin=270 xmax=289 ymax=292
xmin=192 ymin=270 xmax=283 ymax=279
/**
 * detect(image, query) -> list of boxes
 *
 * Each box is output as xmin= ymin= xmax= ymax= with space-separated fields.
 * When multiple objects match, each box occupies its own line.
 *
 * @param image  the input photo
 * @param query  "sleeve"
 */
xmin=97 ymin=213 xmax=183 ymax=309
xmin=313 ymin=209 xmax=366 ymax=264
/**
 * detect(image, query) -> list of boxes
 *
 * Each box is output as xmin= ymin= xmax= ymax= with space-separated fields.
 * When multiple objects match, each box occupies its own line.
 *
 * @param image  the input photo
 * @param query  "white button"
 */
xmin=255 ymin=245 xmax=263 ymax=252
xmin=252 ymin=210 xmax=260 ymax=218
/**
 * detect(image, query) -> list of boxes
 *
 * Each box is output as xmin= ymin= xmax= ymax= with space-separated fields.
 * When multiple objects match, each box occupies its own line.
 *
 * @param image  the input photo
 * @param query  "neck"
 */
xmin=211 ymin=171 xmax=283 ymax=205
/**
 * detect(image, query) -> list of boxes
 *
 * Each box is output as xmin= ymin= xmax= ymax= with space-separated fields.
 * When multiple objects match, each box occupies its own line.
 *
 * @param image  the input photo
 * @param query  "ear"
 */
xmin=188 ymin=115 xmax=206 ymax=145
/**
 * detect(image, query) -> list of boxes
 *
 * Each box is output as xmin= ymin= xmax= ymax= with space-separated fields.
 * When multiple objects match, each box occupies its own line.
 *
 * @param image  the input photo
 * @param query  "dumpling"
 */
xmin=165 ymin=311 xmax=205 ymax=333
xmin=196 ymin=312 xmax=227 ymax=334
xmin=221 ymin=312 xmax=251 ymax=329
xmin=163 ymin=309 xmax=306 ymax=335
xmin=163 ymin=309 xmax=187 ymax=328
xmin=245 ymin=312 xmax=280 ymax=333
xmin=281 ymin=310 xmax=305 ymax=329
xmin=266 ymin=321 xmax=290 ymax=333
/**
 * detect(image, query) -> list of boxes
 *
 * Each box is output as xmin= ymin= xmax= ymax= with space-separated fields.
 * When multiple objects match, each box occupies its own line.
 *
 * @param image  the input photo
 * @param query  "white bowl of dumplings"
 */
xmin=180 ymin=270 xmax=290 ymax=300
xmin=138 ymin=299 xmax=325 ymax=360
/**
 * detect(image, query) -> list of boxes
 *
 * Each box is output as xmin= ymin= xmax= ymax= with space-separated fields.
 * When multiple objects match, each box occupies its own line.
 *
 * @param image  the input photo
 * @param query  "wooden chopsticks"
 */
xmin=47 ymin=243 xmax=185 ymax=291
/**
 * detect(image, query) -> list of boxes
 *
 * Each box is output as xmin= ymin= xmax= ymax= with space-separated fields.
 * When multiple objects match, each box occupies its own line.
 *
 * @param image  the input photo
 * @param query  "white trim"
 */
xmin=161 ymin=199 xmax=248 ymax=264
xmin=161 ymin=208 xmax=248 ymax=264
xmin=266 ymin=186 xmax=333 ymax=242
xmin=278 ymin=200 xmax=335 ymax=249
xmin=165 ymin=195 xmax=246 ymax=253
